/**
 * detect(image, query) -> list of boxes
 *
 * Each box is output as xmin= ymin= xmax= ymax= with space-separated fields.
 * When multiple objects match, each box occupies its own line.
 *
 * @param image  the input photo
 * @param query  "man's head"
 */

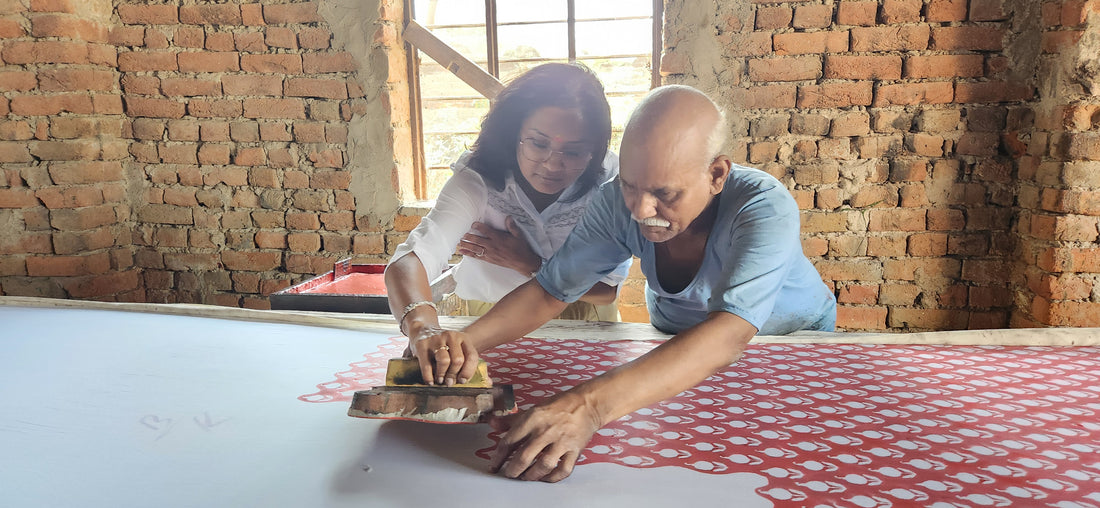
xmin=619 ymin=85 xmax=731 ymax=243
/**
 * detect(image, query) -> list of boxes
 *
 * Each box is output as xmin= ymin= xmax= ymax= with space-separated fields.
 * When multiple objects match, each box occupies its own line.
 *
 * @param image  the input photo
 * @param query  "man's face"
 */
xmin=618 ymin=131 xmax=722 ymax=243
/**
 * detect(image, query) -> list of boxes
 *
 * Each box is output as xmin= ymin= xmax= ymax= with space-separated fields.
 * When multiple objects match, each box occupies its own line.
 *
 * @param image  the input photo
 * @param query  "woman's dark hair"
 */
xmin=466 ymin=62 xmax=612 ymax=202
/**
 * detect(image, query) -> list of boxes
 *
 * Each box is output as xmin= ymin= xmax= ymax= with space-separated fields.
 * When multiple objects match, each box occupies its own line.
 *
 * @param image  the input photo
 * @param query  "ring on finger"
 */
xmin=433 ymin=345 xmax=450 ymax=354
xmin=476 ymin=248 xmax=485 ymax=257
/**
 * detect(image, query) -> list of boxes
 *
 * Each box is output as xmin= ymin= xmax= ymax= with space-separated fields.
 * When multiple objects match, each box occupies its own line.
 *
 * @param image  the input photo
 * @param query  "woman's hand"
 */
xmin=488 ymin=391 xmax=603 ymax=482
xmin=457 ymin=217 xmax=542 ymax=276
xmin=406 ymin=325 xmax=481 ymax=386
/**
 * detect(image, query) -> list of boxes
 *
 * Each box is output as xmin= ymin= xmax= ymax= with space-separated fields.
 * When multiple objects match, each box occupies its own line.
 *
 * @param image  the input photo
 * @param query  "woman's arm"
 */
xmin=384 ymin=252 xmax=439 ymax=337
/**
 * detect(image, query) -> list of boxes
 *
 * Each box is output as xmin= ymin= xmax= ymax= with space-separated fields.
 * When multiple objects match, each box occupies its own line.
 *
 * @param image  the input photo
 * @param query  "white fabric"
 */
xmin=391 ymin=151 xmax=630 ymax=303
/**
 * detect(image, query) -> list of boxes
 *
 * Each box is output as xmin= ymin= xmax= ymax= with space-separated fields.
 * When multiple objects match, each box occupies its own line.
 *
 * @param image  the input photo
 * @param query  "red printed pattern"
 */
xmin=301 ymin=337 xmax=1100 ymax=507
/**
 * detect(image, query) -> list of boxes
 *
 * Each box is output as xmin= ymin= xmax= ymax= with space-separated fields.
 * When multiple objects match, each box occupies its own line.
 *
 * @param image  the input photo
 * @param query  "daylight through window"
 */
xmin=410 ymin=0 xmax=660 ymax=198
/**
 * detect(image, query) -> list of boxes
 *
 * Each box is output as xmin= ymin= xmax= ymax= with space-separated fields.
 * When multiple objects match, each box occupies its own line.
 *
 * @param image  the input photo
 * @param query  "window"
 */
xmin=408 ymin=0 xmax=661 ymax=199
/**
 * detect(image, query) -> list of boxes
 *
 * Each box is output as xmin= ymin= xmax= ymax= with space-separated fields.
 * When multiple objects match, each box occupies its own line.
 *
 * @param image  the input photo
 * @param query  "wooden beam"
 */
xmin=403 ymin=19 xmax=504 ymax=99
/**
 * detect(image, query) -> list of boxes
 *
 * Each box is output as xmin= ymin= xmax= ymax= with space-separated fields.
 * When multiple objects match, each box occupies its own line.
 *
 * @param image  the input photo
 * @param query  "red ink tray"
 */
xmin=270 ymin=258 xmax=453 ymax=314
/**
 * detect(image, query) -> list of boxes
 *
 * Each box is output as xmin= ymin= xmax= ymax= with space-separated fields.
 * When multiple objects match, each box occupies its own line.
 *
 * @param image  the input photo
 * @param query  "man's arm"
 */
xmin=464 ymin=279 xmax=569 ymax=351
xmin=575 ymin=282 xmax=617 ymax=305
xmin=489 ymin=311 xmax=757 ymax=482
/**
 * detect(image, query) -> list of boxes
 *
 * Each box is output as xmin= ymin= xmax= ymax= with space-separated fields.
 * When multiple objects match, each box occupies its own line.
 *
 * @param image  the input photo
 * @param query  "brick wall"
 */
xmin=1 ymin=0 xmax=408 ymax=307
xmin=1 ymin=0 xmax=1097 ymax=331
xmin=0 ymin=0 xmax=137 ymax=300
xmin=651 ymin=0 xmax=1100 ymax=330
xmin=1014 ymin=0 xmax=1100 ymax=326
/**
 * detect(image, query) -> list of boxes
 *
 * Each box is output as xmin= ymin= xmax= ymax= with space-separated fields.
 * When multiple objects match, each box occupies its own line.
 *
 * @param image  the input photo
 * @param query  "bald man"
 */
xmin=409 ymin=85 xmax=836 ymax=482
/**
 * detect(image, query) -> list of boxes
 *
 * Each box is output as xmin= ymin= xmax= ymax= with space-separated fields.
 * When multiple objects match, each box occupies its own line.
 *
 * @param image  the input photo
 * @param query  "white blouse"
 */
xmin=390 ymin=151 xmax=631 ymax=303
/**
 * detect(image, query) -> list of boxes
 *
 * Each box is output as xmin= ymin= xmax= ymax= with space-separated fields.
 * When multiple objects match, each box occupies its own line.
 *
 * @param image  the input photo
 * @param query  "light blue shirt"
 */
xmin=536 ymin=165 xmax=836 ymax=335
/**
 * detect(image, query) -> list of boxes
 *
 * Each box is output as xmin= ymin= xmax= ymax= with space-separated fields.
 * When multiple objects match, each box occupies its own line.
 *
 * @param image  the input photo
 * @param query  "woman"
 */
xmin=385 ymin=63 xmax=631 ymax=355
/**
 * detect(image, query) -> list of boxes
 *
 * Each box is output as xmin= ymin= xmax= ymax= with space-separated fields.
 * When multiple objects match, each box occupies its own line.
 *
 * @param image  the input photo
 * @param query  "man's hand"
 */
xmin=488 ymin=391 xmax=602 ymax=482
xmin=406 ymin=326 xmax=481 ymax=386
xmin=457 ymin=217 xmax=542 ymax=276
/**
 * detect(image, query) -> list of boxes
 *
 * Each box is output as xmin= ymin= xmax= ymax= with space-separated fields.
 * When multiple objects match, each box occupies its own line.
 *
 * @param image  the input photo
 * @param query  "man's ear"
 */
xmin=708 ymin=155 xmax=732 ymax=194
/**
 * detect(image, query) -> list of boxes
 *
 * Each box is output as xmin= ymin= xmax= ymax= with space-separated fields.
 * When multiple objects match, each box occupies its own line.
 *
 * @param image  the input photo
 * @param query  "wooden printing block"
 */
xmin=347 ymin=385 xmax=516 ymax=424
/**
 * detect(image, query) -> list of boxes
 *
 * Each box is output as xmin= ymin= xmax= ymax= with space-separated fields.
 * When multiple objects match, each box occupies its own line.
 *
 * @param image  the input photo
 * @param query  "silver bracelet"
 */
xmin=399 ymin=300 xmax=437 ymax=335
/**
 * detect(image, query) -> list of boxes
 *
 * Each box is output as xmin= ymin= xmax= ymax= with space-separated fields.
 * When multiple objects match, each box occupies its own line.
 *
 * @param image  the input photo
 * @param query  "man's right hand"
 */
xmin=406 ymin=326 xmax=481 ymax=386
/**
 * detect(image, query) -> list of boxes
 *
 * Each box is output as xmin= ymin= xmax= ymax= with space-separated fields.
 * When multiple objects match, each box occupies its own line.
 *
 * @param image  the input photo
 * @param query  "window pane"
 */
xmin=413 ymin=0 xmax=485 ymax=26
xmin=610 ymin=129 xmax=625 ymax=155
xmin=413 ymin=0 xmax=655 ymax=200
xmin=497 ymin=0 xmax=566 ymax=24
xmin=575 ymin=0 xmax=651 ymax=19
xmin=582 ymin=56 xmax=650 ymax=94
xmin=576 ymin=18 xmax=651 ymax=57
xmin=424 ymin=132 xmax=479 ymax=170
xmin=498 ymin=21 xmax=568 ymax=61
xmin=498 ymin=60 xmax=566 ymax=82
xmin=426 ymin=166 xmax=455 ymax=198
xmin=607 ymin=92 xmax=646 ymax=133
xmin=418 ymin=59 xmax=483 ymax=98
xmin=426 ymin=26 xmax=488 ymax=61
xmin=422 ymin=97 xmax=489 ymax=135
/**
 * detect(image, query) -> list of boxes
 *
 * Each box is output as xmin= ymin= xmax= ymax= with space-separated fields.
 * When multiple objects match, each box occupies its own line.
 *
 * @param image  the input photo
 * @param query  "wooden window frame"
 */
xmin=404 ymin=0 xmax=664 ymax=200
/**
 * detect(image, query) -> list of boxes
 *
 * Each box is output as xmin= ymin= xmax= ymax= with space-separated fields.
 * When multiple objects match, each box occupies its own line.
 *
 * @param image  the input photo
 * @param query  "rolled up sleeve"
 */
xmin=537 ymin=184 xmax=633 ymax=302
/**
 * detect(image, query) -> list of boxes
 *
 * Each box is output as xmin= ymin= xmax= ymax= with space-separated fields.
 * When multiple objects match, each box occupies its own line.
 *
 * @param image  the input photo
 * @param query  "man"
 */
xmin=406 ymin=85 xmax=836 ymax=482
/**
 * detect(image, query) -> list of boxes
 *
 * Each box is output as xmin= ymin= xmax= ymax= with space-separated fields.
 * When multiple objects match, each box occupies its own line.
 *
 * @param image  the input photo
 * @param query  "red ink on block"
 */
xmin=301 ymin=339 xmax=1100 ymax=506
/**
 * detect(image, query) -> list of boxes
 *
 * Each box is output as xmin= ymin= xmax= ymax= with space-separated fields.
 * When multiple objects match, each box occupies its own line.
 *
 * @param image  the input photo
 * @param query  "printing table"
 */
xmin=2 ymin=297 xmax=1098 ymax=507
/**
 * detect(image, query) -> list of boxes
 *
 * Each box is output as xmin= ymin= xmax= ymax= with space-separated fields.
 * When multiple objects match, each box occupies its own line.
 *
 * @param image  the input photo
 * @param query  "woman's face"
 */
xmin=514 ymin=107 xmax=594 ymax=196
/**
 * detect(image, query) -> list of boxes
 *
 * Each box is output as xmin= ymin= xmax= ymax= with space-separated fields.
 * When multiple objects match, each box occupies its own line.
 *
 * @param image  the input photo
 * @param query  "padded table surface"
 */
xmin=2 ymin=299 xmax=1098 ymax=507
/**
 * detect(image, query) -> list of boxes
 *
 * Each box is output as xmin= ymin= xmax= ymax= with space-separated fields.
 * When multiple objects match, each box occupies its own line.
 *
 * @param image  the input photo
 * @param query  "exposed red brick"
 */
xmin=1048 ymin=301 xmax=1100 ymax=327
xmin=298 ymin=27 xmax=332 ymax=50
xmin=873 ymin=82 xmax=954 ymax=107
xmin=243 ymin=98 xmax=306 ymax=119
xmin=178 ymin=51 xmax=239 ymax=72
xmin=969 ymin=0 xmax=1008 ymax=21
xmin=222 ymin=74 xmax=283 ymax=96
xmin=774 ymin=32 xmax=848 ymax=56
xmin=161 ymin=77 xmax=222 ymax=97
xmin=187 ymin=99 xmax=244 ymax=118
xmin=125 ymin=96 xmax=185 ymax=119
xmin=241 ymin=53 xmax=303 ymax=74
xmin=117 ymin=4 xmax=178 ymax=25
xmin=222 ymin=250 xmax=282 ymax=271
xmin=179 ymin=4 xmax=242 ymax=25
xmin=905 ymin=55 xmax=985 ymax=79
xmin=792 ymin=4 xmax=833 ymax=28
xmin=927 ymin=0 xmax=968 ymax=21
xmin=241 ymin=3 xmax=265 ymax=26
xmin=931 ymin=26 xmax=1004 ymax=51
xmin=882 ymin=0 xmax=922 ymax=22
xmin=825 ymin=55 xmax=901 ymax=80
xmin=837 ymin=306 xmax=888 ymax=330
xmin=851 ymin=26 xmax=930 ymax=52
xmin=263 ymin=2 xmax=323 ymax=24
xmin=27 ymin=252 xmax=111 ymax=277
xmin=869 ymin=208 xmax=927 ymax=231
xmin=233 ymin=31 xmax=266 ymax=53
xmin=837 ymin=1 xmax=877 ymax=26
xmin=302 ymin=52 xmax=357 ymax=73
xmin=31 ymin=13 xmax=108 ymax=42
xmin=755 ymin=5 xmax=792 ymax=29
xmin=117 ymin=50 xmax=177 ymax=71
xmin=285 ymin=77 xmax=349 ymax=99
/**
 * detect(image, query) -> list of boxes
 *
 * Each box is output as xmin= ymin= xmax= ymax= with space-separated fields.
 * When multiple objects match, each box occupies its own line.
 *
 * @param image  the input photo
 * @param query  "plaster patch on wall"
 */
xmin=662 ymin=1 xmax=723 ymax=94
xmin=319 ymin=0 xmax=402 ymax=227
xmin=1003 ymin=0 xmax=1042 ymax=86
xmin=1073 ymin=9 xmax=1100 ymax=95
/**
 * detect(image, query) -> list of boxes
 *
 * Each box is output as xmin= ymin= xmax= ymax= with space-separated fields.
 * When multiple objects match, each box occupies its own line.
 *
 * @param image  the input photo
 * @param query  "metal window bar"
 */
xmin=406 ymin=0 xmax=662 ymax=198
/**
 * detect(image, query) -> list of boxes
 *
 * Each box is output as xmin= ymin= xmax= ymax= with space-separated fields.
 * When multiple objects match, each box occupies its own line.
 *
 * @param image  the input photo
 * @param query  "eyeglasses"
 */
xmin=518 ymin=137 xmax=593 ymax=170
